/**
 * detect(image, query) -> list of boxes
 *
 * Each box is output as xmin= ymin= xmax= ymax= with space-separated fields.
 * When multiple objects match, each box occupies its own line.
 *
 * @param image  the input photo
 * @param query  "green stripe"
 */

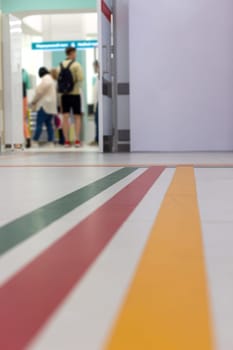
xmin=0 ymin=168 xmax=137 ymax=256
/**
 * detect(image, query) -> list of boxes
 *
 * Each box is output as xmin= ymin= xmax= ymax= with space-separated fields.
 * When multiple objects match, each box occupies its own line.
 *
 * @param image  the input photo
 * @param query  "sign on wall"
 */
xmin=32 ymin=40 xmax=98 ymax=51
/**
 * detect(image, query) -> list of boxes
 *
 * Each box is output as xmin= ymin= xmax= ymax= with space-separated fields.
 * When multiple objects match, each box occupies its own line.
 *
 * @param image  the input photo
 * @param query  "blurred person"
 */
xmin=50 ymin=68 xmax=58 ymax=81
xmin=89 ymin=60 xmax=99 ymax=146
xmin=57 ymin=46 xmax=83 ymax=148
xmin=30 ymin=67 xmax=57 ymax=148
xmin=68 ymin=88 xmax=85 ymax=144
xmin=54 ymin=114 xmax=65 ymax=145
xmin=22 ymin=69 xmax=31 ymax=148
xmin=50 ymin=68 xmax=65 ymax=145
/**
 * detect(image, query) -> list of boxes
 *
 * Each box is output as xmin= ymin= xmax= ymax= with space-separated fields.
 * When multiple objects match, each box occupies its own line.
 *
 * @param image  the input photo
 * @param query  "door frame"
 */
xmin=97 ymin=0 xmax=117 ymax=153
xmin=3 ymin=7 xmax=105 ymax=152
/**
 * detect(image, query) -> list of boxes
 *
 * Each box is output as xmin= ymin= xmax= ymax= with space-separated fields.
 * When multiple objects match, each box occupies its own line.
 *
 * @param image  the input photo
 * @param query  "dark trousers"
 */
xmin=58 ymin=129 xmax=65 ymax=145
xmin=95 ymin=104 xmax=99 ymax=143
xmin=34 ymin=108 xmax=54 ymax=142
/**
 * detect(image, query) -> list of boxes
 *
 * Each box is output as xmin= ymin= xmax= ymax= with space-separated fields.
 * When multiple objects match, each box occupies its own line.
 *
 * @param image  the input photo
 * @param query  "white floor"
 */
xmin=1 ymin=150 xmax=233 ymax=166
xmin=1 ymin=153 xmax=233 ymax=349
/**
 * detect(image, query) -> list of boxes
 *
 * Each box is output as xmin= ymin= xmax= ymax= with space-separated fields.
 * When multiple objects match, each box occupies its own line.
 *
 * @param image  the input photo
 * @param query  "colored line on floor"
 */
xmin=106 ymin=167 xmax=214 ymax=350
xmin=0 ymin=168 xmax=137 ymax=256
xmin=0 ymin=166 xmax=165 ymax=350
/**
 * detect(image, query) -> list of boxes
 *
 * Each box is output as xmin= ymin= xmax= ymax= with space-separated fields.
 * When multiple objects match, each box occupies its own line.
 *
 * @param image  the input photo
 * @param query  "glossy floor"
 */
xmin=0 ymin=151 xmax=233 ymax=350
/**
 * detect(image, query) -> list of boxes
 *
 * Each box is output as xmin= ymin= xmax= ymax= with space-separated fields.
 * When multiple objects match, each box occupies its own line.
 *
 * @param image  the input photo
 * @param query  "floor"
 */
xmin=0 ymin=151 xmax=233 ymax=349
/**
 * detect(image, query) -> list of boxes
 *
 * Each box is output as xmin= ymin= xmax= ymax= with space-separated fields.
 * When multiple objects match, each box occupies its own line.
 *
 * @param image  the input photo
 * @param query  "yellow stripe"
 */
xmin=106 ymin=167 xmax=214 ymax=350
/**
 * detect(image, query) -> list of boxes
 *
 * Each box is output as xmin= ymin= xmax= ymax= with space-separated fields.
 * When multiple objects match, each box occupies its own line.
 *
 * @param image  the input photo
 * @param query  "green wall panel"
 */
xmin=2 ymin=0 xmax=96 ymax=14
xmin=52 ymin=52 xmax=65 ymax=68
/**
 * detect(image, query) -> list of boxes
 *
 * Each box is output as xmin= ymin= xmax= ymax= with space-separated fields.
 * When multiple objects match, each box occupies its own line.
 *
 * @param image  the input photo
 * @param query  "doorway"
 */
xmin=23 ymin=12 xmax=100 ymax=152
xmin=2 ymin=1 xmax=115 ymax=153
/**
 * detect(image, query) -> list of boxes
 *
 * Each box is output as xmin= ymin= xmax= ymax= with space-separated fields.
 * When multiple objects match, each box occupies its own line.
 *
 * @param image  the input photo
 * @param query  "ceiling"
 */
xmin=22 ymin=13 xmax=98 ymax=40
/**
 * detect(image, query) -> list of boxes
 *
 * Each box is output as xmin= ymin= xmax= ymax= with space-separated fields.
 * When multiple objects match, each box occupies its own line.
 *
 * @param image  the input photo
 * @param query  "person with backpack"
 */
xmin=57 ymin=46 xmax=83 ymax=148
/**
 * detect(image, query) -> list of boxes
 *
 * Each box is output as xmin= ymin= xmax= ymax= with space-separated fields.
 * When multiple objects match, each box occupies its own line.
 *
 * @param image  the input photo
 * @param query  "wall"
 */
xmin=2 ymin=15 xmax=24 ymax=145
xmin=1 ymin=0 xmax=96 ymax=14
xmin=41 ymin=13 xmax=97 ymax=41
xmin=130 ymin=0 xmax=233 ymax=151
xmin=22 ymin=33 xmax=43 ymax=85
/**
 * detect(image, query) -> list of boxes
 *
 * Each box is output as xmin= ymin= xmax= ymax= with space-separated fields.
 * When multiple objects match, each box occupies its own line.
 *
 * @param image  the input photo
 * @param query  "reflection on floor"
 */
xmin=0 ymin=152 xmax=233 ymax=349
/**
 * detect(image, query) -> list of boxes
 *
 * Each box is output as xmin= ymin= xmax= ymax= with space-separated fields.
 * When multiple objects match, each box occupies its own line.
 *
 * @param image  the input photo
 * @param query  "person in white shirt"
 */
xmin=90 ymin=60 xmax=99 ymax=146
xmin=30 ymin=67 xmax=57 ymax=147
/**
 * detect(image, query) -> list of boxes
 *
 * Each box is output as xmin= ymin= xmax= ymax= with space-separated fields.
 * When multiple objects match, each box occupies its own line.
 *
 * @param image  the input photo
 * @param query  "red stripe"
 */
xmin=0 ymin=167 xmax=165 ymax=349
xmin=102 ymin=0 xmax=112 ymax=22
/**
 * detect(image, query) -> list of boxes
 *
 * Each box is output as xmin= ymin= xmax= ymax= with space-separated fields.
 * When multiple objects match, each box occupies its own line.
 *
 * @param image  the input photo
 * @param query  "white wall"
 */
xmin=130 ymin=0 xmax=233 ymax=151
xmin=2 ymin=15 xmax=24 ymax=145
xmin=22 ymin=33 xmax=43 ymax=84
xmin=23 ymin=14 xmax=98 ymax=41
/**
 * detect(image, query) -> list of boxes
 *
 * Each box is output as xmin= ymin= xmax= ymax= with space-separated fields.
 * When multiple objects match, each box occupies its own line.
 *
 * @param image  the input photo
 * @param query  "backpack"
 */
xmin=57 ymin=61 xmax=75 ymax=94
